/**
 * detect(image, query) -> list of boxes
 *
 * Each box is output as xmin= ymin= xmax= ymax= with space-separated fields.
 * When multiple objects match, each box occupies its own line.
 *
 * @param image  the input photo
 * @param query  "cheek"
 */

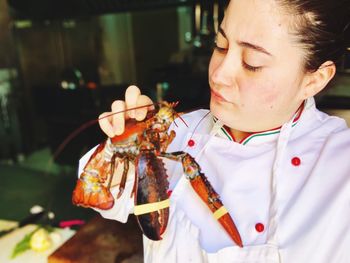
xmin=261 ymin=88 xmax=279 ymax=107
xmin=208 ymin=55 xmax=218 ymax=80
xmin=238 ymin=78 xmax=279 ymax=107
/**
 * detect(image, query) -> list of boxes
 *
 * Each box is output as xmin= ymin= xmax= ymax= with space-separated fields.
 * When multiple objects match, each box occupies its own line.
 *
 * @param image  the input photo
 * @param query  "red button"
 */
xmin=291 ymin=157 xmax=301 ymax=166
xmin=167 ymin=190 xmax=172 ymax=197
xmin=188 ymin=139 xmax=195 ymax=147
xmin=255 ymin=223 xmax=265 ymax=233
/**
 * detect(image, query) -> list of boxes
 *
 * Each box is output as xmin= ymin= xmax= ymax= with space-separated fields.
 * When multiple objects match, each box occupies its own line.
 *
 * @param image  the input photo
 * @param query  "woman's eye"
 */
xmin=242 ymin=61 xmax=262 ymax=72
xmin=214 ymin=45 xmax=228 ymax=53
xmin=214 ymin=42 xmax=228 ymax=54
xmin=215 ymin=45 xmax=228 ymax=53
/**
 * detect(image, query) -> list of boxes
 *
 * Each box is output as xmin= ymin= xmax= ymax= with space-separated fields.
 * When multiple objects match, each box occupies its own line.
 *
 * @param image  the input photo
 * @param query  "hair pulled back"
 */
xmin=277 ymin=0 xmax=350 ymax=72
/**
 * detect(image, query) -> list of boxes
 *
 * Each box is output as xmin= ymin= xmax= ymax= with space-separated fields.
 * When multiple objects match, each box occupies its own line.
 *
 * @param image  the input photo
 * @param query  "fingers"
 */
xmin=98 ymin=85 xmax=154 ymax=137
xmin=125 ymin=85 xmax=141 ymax=119
xmin=98 ymin=112 xmax=115 ymax=138
xmin=135 ymin=95 xmax=154 ymax=121
xmin=98 ymin=100 xmax=127 ymax=137
xmin=111 ymin=100 xmax=126 ymax=135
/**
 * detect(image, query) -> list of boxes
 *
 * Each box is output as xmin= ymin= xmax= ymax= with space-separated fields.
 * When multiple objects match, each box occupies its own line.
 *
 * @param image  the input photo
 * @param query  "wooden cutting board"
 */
xmin=48 ymin=215 xmax=143 ymax=263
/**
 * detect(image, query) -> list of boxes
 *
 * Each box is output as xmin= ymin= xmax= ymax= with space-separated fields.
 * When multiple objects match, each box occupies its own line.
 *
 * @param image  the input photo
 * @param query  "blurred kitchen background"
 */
xmin=0 ymin=0 xmax=349 ymax=261
xmin=0 ymin=1 xmax=227 ymax=261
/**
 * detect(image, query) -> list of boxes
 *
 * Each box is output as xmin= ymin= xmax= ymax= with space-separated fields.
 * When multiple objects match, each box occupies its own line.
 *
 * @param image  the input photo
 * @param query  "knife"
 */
xmin=0 ymin=211 xmax=46 ymax=238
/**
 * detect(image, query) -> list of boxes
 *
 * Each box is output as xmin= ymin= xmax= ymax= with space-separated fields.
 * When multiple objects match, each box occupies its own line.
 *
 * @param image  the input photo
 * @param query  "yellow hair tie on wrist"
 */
xmin=134 ymin=199 xmax=170 ymax=216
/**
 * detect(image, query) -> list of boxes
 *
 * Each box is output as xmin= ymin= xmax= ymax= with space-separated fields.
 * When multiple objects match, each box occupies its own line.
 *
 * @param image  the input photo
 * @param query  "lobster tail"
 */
xmin=72 ymin=176 xmax=115 ymax=210
xmin=72 ymin=141 xmax=115 ymax=210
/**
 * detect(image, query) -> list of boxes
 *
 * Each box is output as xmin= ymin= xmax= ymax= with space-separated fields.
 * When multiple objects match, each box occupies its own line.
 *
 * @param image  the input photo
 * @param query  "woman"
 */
xmin=78 ymin=0 xmax=350 ymax=262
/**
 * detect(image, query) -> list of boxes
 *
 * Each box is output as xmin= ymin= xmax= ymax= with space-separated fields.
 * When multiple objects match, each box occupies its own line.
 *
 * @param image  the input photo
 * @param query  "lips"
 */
xmin=210 ymin=89 xmax=229 ymax=103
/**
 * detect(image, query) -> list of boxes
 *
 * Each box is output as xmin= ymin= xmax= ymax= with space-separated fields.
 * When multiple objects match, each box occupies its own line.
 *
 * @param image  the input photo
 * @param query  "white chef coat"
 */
xmin=78 ymin=97 xmax=350 ymax=262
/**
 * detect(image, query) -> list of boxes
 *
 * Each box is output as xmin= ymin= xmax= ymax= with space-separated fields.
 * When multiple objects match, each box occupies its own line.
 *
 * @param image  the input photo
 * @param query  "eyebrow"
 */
xmin=218 ymin=27 xmax=273 ymax=57
xmin=218 ymin=27 xmax=228 ymax=39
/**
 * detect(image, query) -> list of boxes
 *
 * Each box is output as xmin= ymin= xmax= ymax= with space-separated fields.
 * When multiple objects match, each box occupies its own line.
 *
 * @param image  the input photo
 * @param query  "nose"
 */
xmin=209 ymin=52 xmax=238 ymax=88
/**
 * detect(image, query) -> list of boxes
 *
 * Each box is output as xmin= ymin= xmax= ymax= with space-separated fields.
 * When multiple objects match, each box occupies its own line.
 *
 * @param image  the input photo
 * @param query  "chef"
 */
xmin=78 ymin=0 xmax=350 ymax=262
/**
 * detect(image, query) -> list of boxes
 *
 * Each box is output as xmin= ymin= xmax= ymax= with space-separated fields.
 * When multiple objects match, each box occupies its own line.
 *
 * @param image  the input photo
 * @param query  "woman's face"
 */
xmin=209 ymin=0 xmax=309 ymax=132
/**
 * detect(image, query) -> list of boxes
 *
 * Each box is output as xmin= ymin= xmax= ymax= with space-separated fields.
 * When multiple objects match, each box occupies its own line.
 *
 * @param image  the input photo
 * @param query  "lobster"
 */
xmin=72 ymin=101 xmax=243 ymax=247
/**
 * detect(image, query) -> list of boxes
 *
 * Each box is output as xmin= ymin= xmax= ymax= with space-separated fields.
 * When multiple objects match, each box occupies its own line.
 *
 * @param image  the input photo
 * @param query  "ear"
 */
xmin=301 ymin=61 xmax=336 ymax=99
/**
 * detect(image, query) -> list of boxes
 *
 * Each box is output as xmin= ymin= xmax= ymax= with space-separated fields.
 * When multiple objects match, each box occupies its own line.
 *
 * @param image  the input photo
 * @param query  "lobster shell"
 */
xmin=72 ymin=142 xmax=115 ymax=210
xmin=134 ymin=151 xmax=169 ymax=240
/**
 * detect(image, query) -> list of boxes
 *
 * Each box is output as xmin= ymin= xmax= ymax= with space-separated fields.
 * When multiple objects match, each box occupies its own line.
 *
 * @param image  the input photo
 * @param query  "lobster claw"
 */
xmin=183 ymin=153 xmax=243 ymax=247
xmin=134 ymin=151 xmax=170 ymax=240
xmin=190 ymin=176 xmax=243 ymax=247
xmin=162 ymin=151 xmax=243 ymax=247
xmin=134 ymin=199 xmax=170 ymax=240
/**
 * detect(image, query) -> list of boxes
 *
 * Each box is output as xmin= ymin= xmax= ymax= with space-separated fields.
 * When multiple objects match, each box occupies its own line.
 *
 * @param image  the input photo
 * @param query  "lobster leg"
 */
xmin=117 ymin=157 xmax=129 ymax=199
xmin=107 ymin=153 xmax=118 ymax=189
xmin=161 ymin=151 xmax=243 ymax=247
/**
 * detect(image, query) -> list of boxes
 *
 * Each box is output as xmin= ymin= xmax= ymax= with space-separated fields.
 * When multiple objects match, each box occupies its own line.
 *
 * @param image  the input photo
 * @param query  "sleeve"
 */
xmin=78 ymin=146 xmax=135 ymax=223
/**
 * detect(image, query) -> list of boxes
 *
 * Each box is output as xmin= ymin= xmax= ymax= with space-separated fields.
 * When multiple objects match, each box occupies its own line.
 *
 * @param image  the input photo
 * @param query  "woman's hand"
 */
xmin=98 ymin=85 xmax=154 ymax=137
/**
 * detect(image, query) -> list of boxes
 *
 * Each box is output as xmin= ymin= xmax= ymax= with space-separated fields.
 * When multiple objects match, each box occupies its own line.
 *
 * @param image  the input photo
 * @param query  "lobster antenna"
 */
xmin=169 ymin=100 xmax=188 ymax=128
xmin=173 ymin=119 xmax=178 ymax=127
xmin=185 ymin=110 xmax=211 ymax=147
xmin=175 ymin=112 xmax=189 ymax=128
xmin=50 ymin=103 xmax=155 ymax=163
xmin=98 ymin=103 xmax=155 ymax=121
xmin=170 ymin=101 xmax=178 ymax=127
xmin=172 ymin=101 xmax=179 ymax=108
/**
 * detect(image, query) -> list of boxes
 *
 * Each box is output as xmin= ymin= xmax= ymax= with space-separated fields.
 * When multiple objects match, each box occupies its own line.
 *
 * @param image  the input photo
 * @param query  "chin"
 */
xmin=209 ymin=98 xmax=222 ymax=117
xmin=210 ymin=99 xmax=236 ymax=126
xmin=210 ymin=99 xmax=255 ymax=132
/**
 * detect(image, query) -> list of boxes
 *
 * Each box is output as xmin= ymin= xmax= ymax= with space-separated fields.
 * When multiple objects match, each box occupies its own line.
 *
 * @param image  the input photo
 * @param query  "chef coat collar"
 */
xmin=213 ymin=101 xmax=306 ymax=146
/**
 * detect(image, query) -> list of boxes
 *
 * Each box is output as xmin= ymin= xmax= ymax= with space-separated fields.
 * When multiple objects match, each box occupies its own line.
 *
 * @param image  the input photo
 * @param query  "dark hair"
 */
xmin=277 ymin=0 xmax=350 ymax=72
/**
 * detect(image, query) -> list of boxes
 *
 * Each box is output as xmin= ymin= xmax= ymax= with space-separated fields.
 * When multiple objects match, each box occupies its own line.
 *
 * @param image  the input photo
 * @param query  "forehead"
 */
xmin=222 ymin=0 xmax=291 ymax=47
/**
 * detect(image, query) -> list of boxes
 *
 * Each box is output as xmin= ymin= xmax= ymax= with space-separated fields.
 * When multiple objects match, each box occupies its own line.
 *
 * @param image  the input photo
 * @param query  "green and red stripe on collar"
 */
xmin=213 ymin=102 xmax=304 ymax=145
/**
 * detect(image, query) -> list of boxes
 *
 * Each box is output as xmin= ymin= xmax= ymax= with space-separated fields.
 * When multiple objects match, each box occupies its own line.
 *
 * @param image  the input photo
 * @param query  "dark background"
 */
xmin=0 ymin=0 xmax=231 ymax=163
